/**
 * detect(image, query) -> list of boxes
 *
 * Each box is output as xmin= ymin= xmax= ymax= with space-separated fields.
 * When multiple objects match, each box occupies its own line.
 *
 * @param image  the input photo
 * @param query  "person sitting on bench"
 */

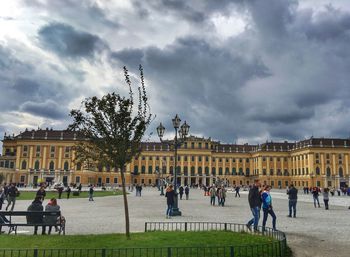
xmin=26 ymin=196 xmax=45 ymax=235
xmin=44 ymin=198 xmax=61 ymax=234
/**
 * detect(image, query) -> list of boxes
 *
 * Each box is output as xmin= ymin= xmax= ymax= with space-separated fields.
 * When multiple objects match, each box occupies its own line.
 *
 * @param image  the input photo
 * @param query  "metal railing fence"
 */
xmin=0 ymin=222 xmax=287 ymax=257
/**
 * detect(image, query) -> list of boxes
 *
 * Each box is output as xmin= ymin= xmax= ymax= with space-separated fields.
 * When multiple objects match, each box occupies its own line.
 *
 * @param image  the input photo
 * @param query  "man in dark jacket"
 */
xmin=27 ymin=196 xmax=45 ymax=235
xmin=246 ymin=180 xmax=262 ymax=232
xmin=5 ymin=184 xmax=19 ymax=211
xmin=287 ymin=184 xmax=298 ymax=218
xmin=165 ymin=185 xmax=175 ymax=218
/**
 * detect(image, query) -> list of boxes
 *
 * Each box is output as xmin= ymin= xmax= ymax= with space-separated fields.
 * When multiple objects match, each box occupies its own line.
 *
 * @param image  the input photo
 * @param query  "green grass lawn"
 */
xmin=0 ymin=231 xmax=290 ymax=256
xmin=16 ymin=190 xmax=123 ymax=200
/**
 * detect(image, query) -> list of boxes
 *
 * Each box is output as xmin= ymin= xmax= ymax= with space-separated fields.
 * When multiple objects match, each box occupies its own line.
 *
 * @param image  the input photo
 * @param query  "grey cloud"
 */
xmin=302 ymin=6 xmax=350 ymax=41
xmin=38 ymin=22 xmax=106 ymax=58
xmin=20 ymin=100 xmax=68 ymax=119
xmin=22 ymin=0 xmax=119 ymax=28
xmin=111 ymin=36 xmax=270 ymax=141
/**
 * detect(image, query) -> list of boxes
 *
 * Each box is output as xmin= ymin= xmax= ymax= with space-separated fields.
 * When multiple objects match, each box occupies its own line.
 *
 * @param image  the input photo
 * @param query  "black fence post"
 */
xmin=224 ymin=223 xmax=227 ymax=231
xmin=167 ymin=247 xmax=172 ymax=257
xmin=185 ymin=222 xmax=187 ymax=232
xmin=33 ymin=249 xmax=38 ymax=257
xmin=230 ymin=246 xmax=234 ymax=257
xmin=102 ymin=249 xmax=106 ymax=257
xmin=145 ymin=222 xmax=147 ymax=232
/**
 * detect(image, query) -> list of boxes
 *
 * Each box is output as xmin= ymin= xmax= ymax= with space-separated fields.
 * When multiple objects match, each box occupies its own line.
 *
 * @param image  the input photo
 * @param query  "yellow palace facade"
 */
xmin=0 ymin=129 xmax=349 ymax=189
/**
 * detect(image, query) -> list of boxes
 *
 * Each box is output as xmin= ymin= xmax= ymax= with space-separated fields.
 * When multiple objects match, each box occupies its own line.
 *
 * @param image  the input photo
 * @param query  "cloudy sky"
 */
xmin=1 ymin=0 xmax=350 ymax=146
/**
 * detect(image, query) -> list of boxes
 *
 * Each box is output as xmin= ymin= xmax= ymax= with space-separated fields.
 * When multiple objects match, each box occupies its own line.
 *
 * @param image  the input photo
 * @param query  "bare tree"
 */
xmin=68 ymin=65 xmax=152 ymax=239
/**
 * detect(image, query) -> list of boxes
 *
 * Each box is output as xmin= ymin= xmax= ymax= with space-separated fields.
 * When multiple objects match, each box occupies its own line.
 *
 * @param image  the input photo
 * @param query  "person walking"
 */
xmin=179 ymin=186 xmax=184 ymax=200
xmin=312 ymin=187 xmax=321 ymax=208
xmin=5 ymin=183 xmax=19 ymax=211
xmin=44 ymin=198 xmax=60 ymax=234
xmin=235 ymin=185 xmax=241 ymax=197
xmin=165 ymin=185 xmax=175 ymax=218
xmin=287 ymin=184 xmax=298 ymax=218
xmin=89 ymin=185 xmax=94 ymax=201
xmin=219 ymin=186 xmax=226 ymax=206
xmin=27 ymin=196 xmax=45 ymax=235
xmin=66 ymin=186 xmax=71 ymax=199
xmin=323 ymin=188 xmax=330 ymax=210
xmin=185 ymin=185 xmax=190 ymax=200
xmin=246 ymin=180 xmax=262 ymax=232
xmin=0 ymin=188 xmax=5 ymax=210
xmin=209 ymin=186 xmax=216 ymax=206
xmin=261 ymin=185 xmax=277 ymax=232
xmin=36 ymin=185 xmax=46 ymax=201
xmin=57 ymin=186 xmax=63 ymax=199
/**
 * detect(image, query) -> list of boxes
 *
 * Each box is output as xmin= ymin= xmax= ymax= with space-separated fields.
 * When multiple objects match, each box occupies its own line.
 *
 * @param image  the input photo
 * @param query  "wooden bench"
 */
xmin=0 ymin=211 xmax=65 ymax=235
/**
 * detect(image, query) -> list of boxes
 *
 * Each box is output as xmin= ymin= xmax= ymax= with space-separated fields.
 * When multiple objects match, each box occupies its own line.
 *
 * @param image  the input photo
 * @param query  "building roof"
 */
xmin=3 ymin=129 xmax=350 ymax=152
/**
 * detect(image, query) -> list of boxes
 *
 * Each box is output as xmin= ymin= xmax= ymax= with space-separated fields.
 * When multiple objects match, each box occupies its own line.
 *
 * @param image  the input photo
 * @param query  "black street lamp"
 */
xmin=156 ymin=114 xmax=190 ymax=216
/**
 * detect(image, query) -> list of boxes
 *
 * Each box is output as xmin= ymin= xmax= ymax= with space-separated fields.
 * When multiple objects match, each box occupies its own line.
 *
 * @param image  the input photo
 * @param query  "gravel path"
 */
xmin=9 ymin=187 xmax=350 ymax=257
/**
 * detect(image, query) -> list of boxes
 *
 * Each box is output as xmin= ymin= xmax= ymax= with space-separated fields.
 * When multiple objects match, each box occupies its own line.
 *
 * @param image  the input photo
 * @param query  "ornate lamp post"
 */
xmin=156 ymin=114 xmax=190 ymax=216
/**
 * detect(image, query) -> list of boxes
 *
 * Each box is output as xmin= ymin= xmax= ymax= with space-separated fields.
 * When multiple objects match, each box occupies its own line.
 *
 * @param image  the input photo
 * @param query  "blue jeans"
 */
xmin=313 ymin=196 xmax=320 ymax=207
xmin=262 ymin=207 xmax=276 ymax=231
xmin=210 ymin=196 xmax=215 ymax=205
xmin=247 ymin=206 xmax=260 ymax=230
xmin=166 ymin=204 xmax=173 ymax=216
xmin=289 ymin=200 xmax=297 ymax=217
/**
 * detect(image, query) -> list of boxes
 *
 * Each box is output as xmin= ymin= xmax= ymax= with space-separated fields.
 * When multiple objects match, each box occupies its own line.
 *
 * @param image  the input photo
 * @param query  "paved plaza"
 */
xmin=8 ymin=187 xmax=350 ymax=257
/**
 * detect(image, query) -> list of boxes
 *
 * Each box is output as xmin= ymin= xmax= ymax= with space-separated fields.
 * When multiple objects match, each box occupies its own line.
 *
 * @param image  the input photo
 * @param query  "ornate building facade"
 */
xmin=1 ymin=129 xmax=349 ymax=189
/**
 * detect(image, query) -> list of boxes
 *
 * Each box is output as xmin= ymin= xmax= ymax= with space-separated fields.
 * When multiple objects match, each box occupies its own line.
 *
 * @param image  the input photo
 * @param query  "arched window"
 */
xmin=283 ymin=170 xmax=289 ymax=176
xmin=49 ymin=161 xmax=54 ymax=171
xmin=218 ymin=167 xmax=223 ymax=175
xmin=191 ymin=166 xmax=195 ymax=176
xmin=21 ymin=160 xmax=27 ymax=170
xmin=232 ymin=168 xmax=236 ymax=175
xmin=184 ymin=166 xmax=188 ymax=176
xmin=316 ymin=167 xmax=320 ymax=175
xmin=134 ymin=165 xmax=139 ymax=174
xmin=64 ymin=161 xmax=69 ymax=171
xmin=76 ymin=162 xmax=82 ymax=171
xmin=141 ymin=165 xmax=146 ymax=174
xmin=239 ymin=168 xmax=244 ymax=176
xmin=34 ymin=160 xmax=40 ymax=170
xmin=205 ymin=167 xmax=209 ymax=175
xmin=246 ymin=168 xmax=250 ymax=176
xmin=148 ymin=165 xmax=153 ymax=174
xmin=270 ymin=169 xmax=274 ymax=176
xmin=326 ymin=167 xmax=331 ymax=177
xmin=169 ymin=166 xmax=173 ymax=175
xmin=198 ymin=167 xmax=202 ymax=175
xmin=339 ymin=167 xmax=344 ymax=177
xmin=225 ymin=167 xmax=229 ymax=175
xmin=212 ymin=167 xmax=216 ymax=175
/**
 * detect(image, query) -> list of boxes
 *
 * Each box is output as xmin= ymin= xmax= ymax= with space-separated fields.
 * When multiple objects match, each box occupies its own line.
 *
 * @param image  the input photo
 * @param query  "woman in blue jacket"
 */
xmin=261 ymin=185 xmax=277 ymax=232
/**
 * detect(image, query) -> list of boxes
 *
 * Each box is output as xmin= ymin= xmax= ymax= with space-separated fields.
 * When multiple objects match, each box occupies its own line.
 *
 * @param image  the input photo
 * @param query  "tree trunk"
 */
xmin=120 ymin=165 xmax=131 ymax=239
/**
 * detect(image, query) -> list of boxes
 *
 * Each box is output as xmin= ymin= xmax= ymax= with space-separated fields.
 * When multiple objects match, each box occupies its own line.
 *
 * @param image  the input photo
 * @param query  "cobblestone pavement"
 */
xmin=10 ymin=188 xmax=350 ymax=257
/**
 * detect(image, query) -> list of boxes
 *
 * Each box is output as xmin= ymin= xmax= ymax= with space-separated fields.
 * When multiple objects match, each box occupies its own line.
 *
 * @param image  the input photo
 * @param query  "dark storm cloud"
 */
xmin=20 ymin=100 xmax=67 ymax=119
xmin=111 ymin=36 xmax=270 ymax=142
xmin=303 ymin=6 xmax=350 ymax=41
xmin=38 ymin=22 xmax=106 ymax=58
xmin=21 ymin=0 xmax=119 ymax=28
xmin=131 ymin=0 xmax=244 ymax=23
xmin=0 ymin=43 xmax=80 ymax=122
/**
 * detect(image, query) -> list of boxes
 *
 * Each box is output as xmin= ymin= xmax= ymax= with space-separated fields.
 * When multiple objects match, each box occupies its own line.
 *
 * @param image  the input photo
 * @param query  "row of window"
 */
xmin=20 ymin=160 xmax=81 ymax=171
xmin=0 ymin=160 xmax=15 ymax=169
xmin=137 ymin=156 xmax=251 ymax=163
xmin=133 ymin=165 xmax=251 ymax=176
xmin=315 ymin=153 xmax=344 ymax=159
xmin=21 ymin=146 xmax=71 ymax=158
